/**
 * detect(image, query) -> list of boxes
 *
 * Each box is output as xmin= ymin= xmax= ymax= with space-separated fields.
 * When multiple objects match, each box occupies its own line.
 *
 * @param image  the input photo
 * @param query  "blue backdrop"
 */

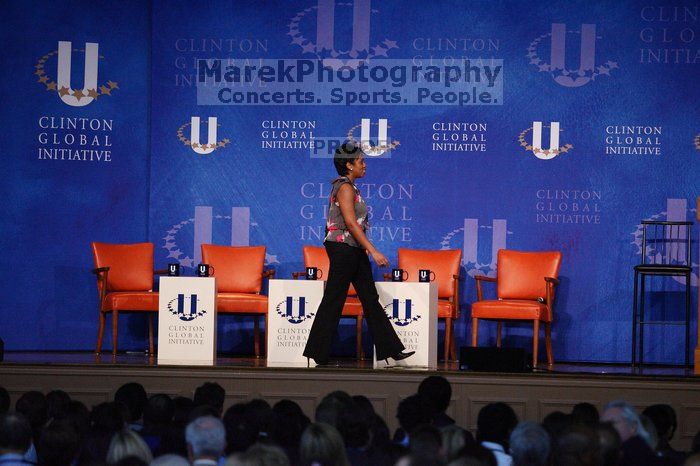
xmin=2 ymin=0 xmax=699 ymax=363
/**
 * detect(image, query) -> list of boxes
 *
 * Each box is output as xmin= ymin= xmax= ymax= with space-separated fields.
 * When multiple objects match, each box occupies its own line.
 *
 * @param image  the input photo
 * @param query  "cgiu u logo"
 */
xmin=276 ymin=297 xmax=315 ymax=324
xmin=176 ymin=117 xmax=230 ymax=155
xmin=440 ymin=217 xmax=513 ymax=278
xmin=527 ymin=23 xmax=618 ymax=88
xmin=384 ymin=299 xmax=421 ymax=327
xmin=35 ymin=41 xmax=119 ymax=106
xmin=287 ymin=0 xmax=398 ymax=70
xmin=517 ymin=122 xmax=573 ymax=160
xmin=346 ymin=118 xmax=400 ymax=157
xmin=167 ymin=294 xmax=207 ymax=322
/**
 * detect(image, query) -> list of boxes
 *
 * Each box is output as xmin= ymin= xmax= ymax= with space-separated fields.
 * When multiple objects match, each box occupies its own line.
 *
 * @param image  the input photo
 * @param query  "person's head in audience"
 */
xmin=601 ymin=400 xmax=651 ymax=446
xmin=0 ymin=388 xmax=9 ymax=415
xmin=0 ymin=412 xmax=32 ymax=456
xmin=225 ymin=443 xmax=290 ymax=466
xmin=16 ymin=390 xmax=47 ymax=441
xmin=106 ymin=428 xmax=153 ymax=465
xmin=91 ymin=402 xmax=126 ymax=434
xmin=245 ymin=399 xmax=273 ymax=440
xmin=37 ymin=419 xmax=80 ymax=466
xmin=693 ymin=429 xmax=700 ymax=454
xmin=270 ymin=399 xmax=308 ymax=463
xmin=685 ymin=453 xmax=700 ymax=466
xmin=509 ymin=421 xmax=549 ymax=466
xmin=144 ymin=394 xmax=174 ymax=428
xmin=114 ymin=383 xmax=148 ymax=426
xmin=409 ymin=424 xmax=443 ymax=460
xmin=185 ymin=416 xmax=225 ymax=463
xmin=223 ymin=403 xmax=257 ymax=454
xmin=46 ymin=390 xmax=71 ymax=421
xmin=114 ymin=456 xmax=149 ymax=466
xmin=337 ymin=396 xmax=371 ymax=450
xmin=453 ymin=444 xmax=497 ymax=466
xmin=193 ymin=382 xmax=225 ymax=416
xmin=476 ymin=402 xmax=518 ymax=450
xmin=639 ymin=414 xmax=658 ymax=450
xmin=541 ymin=411 xmax=573 ymax=439
xmin=396 ymin=394 xmax=433 ymax=440
xmin=314 ymin=391 xmax=352 ymax=429
xmin=351 ymin=395 xmax=389 ymax=448
xmin=150 ymin=453 xmax=190 ymax=466
xmin=65 ymin=400 xmax=90 ymax=437
xmin=441 ymin=425 xmax=474 ymax=463
xmin=571 ymin=403 xmax=598 ymax=427
xmin=418 ymin=375 xmax=453 ymax=425
xmin=299 ymin=423 xmax=349 ymax=466
xmin=552 ymin=424 xmax=600 ymax=466
xmin=595 ymin=422 xmax=621 ymax=466
xmin=172 ymin=396 xmax=194 ymax=427
xmin=188 ymin=404 xmax=220 ymax=422
xmin=643 ymin=404 xmax=677 ymax=448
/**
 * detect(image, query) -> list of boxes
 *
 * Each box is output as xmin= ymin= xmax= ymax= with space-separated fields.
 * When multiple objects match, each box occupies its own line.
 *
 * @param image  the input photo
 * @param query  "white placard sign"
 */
xmin=267 ymin=279 xmax=325 ymax=367
xmin=374 ymin=281 xmax=438 ymax=369
xmin=158 ymin=276 xmax=217 ymax=365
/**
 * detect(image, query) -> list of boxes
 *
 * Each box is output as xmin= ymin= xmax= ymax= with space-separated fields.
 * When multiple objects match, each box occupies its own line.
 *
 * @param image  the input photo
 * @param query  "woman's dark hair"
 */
xmin=333 ymin=141 xmax=361 ymax=176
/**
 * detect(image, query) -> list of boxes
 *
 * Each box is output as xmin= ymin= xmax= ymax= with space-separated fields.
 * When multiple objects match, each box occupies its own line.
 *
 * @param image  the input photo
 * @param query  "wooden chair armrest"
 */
xmin=92 ymin=267 xmax=110 ymax=275
xmin=382 ymin=273 xmax=391 ymax=281
xmin=544 ymin=276 xmax=560 ymax=286
xmin=291 ymin=271 xmax=304 ymax=279
xmin=263 ymin=269 xmax=276 ymax=279
xmin=453 ymin=274 xmax=464 ymax=280
xmin=154 ymin=269 xmax=169 ymax=276
xmin=474 ymin=275 xmax=497 ymax=282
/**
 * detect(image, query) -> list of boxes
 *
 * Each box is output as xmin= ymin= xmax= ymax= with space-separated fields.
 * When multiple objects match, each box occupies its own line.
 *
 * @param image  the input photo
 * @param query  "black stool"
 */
xmin=632 ymin=220 xmax=692 ymax=367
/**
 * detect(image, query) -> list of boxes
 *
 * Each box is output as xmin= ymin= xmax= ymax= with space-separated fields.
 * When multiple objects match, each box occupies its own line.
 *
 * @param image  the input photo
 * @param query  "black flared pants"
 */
xmin=303 ymin=241 xmax=405 ymax=361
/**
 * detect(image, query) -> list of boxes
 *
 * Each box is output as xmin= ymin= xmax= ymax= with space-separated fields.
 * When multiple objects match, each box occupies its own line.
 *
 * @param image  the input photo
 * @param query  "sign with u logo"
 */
xmin=384 ymin=298 xmax=421 ymax=327
xmin=347 ymin=118 xmax=400 ymax=157
xmin=167 ymin=294 xmax=207 ymax=322
xmin=35 ymin=41 xmax=120 ymax=106
xmin=275 ymin=296 xmax=316 ymax=324
xmin=176 ymin=117 xmax=230 ymax=155
xmin=517 ymin=122 xmax=574 ymax=160
xmin=527 ymin=23 xmax=618 ymax=88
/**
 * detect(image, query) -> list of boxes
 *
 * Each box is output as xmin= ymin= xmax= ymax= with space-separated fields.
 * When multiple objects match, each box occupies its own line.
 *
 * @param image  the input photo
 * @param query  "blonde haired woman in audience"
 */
xmin=106 ymin=428 xmax=153 ymax=464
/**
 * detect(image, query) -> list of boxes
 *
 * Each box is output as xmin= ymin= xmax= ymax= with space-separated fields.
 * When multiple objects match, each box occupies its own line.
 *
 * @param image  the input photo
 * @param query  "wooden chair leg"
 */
xmin=496 ymin=322 xmax=502 ymax=347
xmin=111 ymin=311 xmax=119 ymax=355
xmin=148 ymin=313 xmax=155 ymax=355
xmin=444 ymin=317 xmax=452 ymax=361
xmin=356 ymin=316 xmax=364 ymax=360
xmin=450 ymin=324 xmax=458 ymax=360
xmin=471 ymin=318 xmax=479 ymax=346
xmin=545 ymin=322 xmax=553 ymax=366
xmin=532 ymin=320 xmax=540 ymax=368
xmin=254 ymin=316 xmax=260 ymax=358
xmin=96 ymin=311 xmax=106 ymax=354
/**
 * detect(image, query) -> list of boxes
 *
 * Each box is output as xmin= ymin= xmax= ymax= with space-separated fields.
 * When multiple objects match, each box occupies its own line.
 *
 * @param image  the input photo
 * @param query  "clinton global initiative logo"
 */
xmin=631 ymin=198 xmax=698 ymax=287
xmin=176 ymin=117 xmax=230 ymax=155
xmin=162 ymin=206 xmax=279 ymax=270
xmin=35 ymin=41 xmax=119 ymax=106
xmin=346 ymin=118 xmax=400 ymax=157
xmin=440 ymin=217 xmax=513 ymax=278
xmin=276 ymin=297 xmax=315 ymax=324
xmin=287 ymin=0 xmax=398 ymax=70
xmin=167 ymin=294 xmax=207 ymax=322
xmin=527 ymin=24 xmax=618 ymax=87
xmin=383 ymin=299 xmax=421 ymax=327
xmin=518 ymin=122 xmax=573 ymax=160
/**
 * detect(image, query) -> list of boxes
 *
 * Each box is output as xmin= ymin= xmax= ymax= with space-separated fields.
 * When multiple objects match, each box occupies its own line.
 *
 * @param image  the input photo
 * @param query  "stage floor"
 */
xmin=2 ymin=352 xmax=699 ymax=451
xmin=1 ymin=351 xmax=696 ymax=378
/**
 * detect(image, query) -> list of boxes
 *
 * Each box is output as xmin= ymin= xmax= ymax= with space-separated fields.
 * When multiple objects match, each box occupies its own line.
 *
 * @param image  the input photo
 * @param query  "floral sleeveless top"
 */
xmin=324 ymin=176 xmax=368 ymax=248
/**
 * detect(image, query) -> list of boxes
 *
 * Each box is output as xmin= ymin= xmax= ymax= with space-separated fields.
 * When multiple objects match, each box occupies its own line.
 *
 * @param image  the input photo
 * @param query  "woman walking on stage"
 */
xmin=303 ymin=141 xmax=414 ymax=366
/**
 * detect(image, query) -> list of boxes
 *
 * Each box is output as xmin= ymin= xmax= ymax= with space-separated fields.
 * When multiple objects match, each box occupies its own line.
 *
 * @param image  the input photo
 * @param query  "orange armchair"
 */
xmin=91 ymin=242 xmax=161 ymax=355
xmin=201 ymin=244 xmax=274 ymax=358
xmin=394 ymin=248 xmax=462 ymax=361
xmin=471 ymin=249 xmax=562 ymax=367
xmin=293 ymin=245 xmax=365 ymax=359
